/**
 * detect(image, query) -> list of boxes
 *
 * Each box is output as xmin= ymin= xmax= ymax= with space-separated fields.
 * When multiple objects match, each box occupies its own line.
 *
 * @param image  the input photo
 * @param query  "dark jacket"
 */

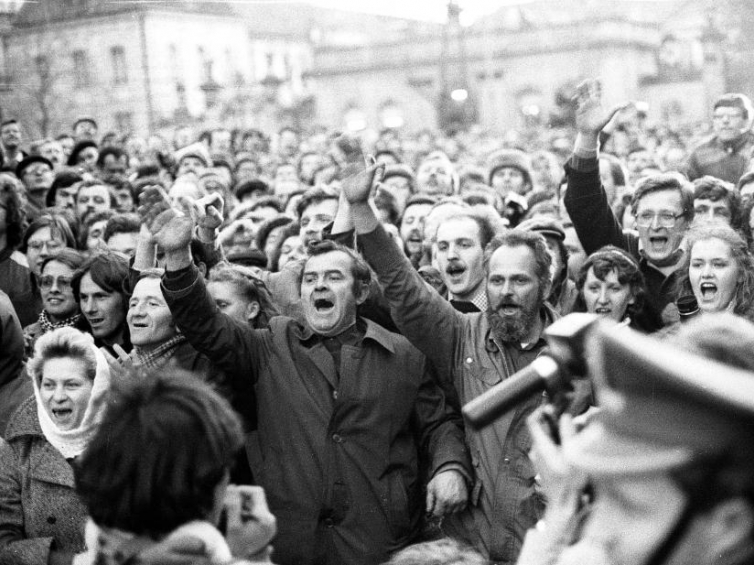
xmin=686 ymin=131 xmax=754 ymax=184
xmin=0 ymin=398 xmax=88 ymax=565
xmin=162 ymin=265 xmax=470 ymax=565
xmin=564 ymin=155 xmax=680 ymax=332
xmin=0 ymin=291 xmax=30 ymax=438
xmin=0 ymin=250 xmax=39 ymax=329
xmin=359 ymin=224 xmax=553 ymax=565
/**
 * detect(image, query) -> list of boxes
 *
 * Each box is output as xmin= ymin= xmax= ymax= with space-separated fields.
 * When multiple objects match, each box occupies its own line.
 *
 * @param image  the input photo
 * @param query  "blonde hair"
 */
xmin=28 ymin=327 xmax=97 ymax=385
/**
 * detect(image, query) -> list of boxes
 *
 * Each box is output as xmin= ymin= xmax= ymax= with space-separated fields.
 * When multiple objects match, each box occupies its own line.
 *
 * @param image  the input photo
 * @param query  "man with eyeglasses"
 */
xmin=686 ymin=93 xmax=754 ymax=184
xmin=564 ymin=79 xmax=694 ymax=332
xmin=15 ymin=156 xmax=54 ymax=221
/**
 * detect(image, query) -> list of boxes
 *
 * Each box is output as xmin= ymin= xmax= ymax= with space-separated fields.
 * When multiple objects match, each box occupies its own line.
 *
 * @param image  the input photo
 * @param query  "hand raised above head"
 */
xmin=340 ymin=156 xmax=385 ymax=206
xmin=194 ymin=192 xmax=225 ymax=232
xmin=573 ymin=78 xmax=633 ymax=136
xmin=138 ymin=186 xmax=194 ymax=253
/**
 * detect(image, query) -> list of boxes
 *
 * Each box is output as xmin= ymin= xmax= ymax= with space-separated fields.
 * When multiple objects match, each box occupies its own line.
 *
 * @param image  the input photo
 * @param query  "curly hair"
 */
xmin=677 ymin=225 xmax=754 ymax=321
xmin=576 ymin=245 xmax=646 ymax=318
xmin=27 ymin=327 xmax=97 ymax=386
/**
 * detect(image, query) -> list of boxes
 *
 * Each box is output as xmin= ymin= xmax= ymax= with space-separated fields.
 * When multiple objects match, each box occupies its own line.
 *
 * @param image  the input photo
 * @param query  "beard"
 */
xmin=487 ymin=294 xmax=543 ymax=343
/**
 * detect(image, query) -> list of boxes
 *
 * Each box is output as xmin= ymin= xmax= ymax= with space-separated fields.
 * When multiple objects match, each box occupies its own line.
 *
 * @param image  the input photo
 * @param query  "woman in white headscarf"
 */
xmin=0 ymin=327 xmax=110 ymax=565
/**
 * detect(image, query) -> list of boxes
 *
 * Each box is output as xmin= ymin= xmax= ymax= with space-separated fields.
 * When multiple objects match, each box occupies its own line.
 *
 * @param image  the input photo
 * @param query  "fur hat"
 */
xmin=174 ymin=142 xmax=211 ymax=168
xmin=486 ymin=149 xmax=533 ymax=188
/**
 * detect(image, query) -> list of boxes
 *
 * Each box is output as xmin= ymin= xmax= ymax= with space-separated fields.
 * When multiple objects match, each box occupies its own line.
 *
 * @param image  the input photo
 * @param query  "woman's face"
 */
xmin=689 ymin=238 xmax=740 ymax=313
xmin=277 ymin=235 xmax=305 ymax=271
xmin=40 ymin=356 xmax=93 ymax=431
xmin=582 ymin=267 xmax=635 ymax=322
xmin=26 ymin=226 xmax=66 ymax=275
xmin=207 ymin=280 xmax=259 ymax=325
xmin=40 ymin=260 xmax=79 ymax=321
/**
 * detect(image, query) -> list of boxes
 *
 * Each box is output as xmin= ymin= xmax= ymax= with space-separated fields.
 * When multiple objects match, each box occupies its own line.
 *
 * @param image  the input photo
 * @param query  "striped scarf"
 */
xmin=131 ymin=335 xmax=187 ymax=370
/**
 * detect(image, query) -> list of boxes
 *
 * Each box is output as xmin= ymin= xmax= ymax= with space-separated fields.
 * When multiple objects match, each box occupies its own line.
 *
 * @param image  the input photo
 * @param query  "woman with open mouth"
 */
xmin=0 ymin=327 xmax=110 ymax=564
xmin=679 ymin=224 xmax=754 ymax=321
xmin=576 ymin=245 xmax=646 ymax=329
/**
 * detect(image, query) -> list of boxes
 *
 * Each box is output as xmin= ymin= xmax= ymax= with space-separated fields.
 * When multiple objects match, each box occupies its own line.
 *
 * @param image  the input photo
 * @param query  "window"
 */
xmin=72 ymin=50 xmax=90 ymax=88
xmin=111 ymin=46 xmax=127 ymax=85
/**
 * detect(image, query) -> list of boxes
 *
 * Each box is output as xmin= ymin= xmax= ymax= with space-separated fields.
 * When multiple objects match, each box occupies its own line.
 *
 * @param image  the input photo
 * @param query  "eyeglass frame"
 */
xmin=633 ymin=211 xmax=686 ymax=228
xmin=38 ymin=275 xmax=73 ymax=291
xmin=26 ymin=239 xmax=65 ymax=252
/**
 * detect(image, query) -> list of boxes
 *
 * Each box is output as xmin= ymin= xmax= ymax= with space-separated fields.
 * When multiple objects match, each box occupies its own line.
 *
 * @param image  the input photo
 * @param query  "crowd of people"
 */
xmin=0 ymin=76 xmax=754 ymax=565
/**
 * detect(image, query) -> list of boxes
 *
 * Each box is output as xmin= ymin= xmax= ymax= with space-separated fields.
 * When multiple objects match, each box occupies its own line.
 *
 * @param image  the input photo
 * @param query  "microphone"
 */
xmin=462 ymin=313 xmax=599 ymax=430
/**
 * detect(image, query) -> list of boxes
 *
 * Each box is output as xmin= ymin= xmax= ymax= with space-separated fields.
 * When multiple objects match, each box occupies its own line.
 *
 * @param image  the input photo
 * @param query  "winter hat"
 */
xmin=486 ymin=149 xmax=533 ymax=188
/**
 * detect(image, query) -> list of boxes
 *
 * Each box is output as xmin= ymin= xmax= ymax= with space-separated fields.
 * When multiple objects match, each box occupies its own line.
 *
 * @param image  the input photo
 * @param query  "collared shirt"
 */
xmin=451 ymin=283 xmax=489 ymax=313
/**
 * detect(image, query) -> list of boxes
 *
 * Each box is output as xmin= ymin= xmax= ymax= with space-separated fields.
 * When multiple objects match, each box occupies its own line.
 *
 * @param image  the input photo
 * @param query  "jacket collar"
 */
xmin=5 ymin=396 xmax=43 ymax=441
xmin=293 ymin=318 xmax=396 ymax=354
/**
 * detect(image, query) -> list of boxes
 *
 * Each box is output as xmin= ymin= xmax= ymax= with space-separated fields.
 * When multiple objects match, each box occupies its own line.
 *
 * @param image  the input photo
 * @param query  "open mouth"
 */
xmin=446 ymin=265 xmax=466 ymax=278
xmin=130 ymin=321 xmax=149 ymax=329
xmin=594 ymin=307 xmax=612 ymax=314
xmin=498 ymin=303 xmax=520 ymax=316
xmin=51 ymin=408 xmax=72 ymax=420
xmin=699 ymin=282 xmax=717 ymax=299
xmin=88 ymin=317 xmax=104 ymax=325
xmin=314 ymin=298 xmax=334 ymax=312
xmin=648 ymin=236 xmax=668 ymax=249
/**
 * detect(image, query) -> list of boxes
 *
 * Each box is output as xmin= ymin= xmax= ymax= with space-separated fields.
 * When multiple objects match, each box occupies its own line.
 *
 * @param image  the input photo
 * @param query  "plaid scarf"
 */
xmin=131 ymin=335 xmax=187 ymax=370
xmin=38 ymin=310 xmax=83 ymax=334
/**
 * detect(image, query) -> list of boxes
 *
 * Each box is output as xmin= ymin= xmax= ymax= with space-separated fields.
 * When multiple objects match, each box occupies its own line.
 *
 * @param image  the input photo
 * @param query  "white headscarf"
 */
xmin=31 ymin=341 xmax=111 ymax=459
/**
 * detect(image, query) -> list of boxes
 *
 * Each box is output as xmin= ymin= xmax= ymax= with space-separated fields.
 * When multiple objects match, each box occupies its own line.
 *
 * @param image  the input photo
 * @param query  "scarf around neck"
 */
xmin=131 ymin=334 xmax=187 ymax=370
xmin=38 ymin=309 xmax=83 ymax=334
xmin=31 ymin=342 xmax=111 ymax=460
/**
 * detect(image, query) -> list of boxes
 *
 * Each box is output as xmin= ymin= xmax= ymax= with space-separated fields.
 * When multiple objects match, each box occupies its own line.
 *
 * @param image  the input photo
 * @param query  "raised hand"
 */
xmin=573 ymin=79 xmax=632 ymax=136
xmin=137 ymin=186 xmax=194 ymax=253
xmin=194 ymin=192 xmax=225 ymax=233
xmin=340 ymin=156 xmax=384 ymax=205
xmin=224 ymin=485 xmax=277 ymax=562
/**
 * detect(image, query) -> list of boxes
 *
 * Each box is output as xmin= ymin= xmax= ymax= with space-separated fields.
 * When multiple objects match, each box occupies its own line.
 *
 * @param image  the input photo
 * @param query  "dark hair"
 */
xmin=295 ymin=187 xmax=338 ymax=219
xmin=234 ymin=179 xmax=269 ymax=201
xmin=630 ymin=173 xmax=695 ymax=222
xmin=714 ymin=93 xmax=753 ymax=122
xmin=736 ymin=171 xmax=754 ymax=192
xmin=75 ymin=369 xmax=244 ymax=539
xmin=693 ymin=176 xmax=742 ymax=230
xmin=484 ymin=229 xmax=553 ymax=295
xmin=80 ymin=210 xmax=115 ymax=249
xmin=67 ymin=140 xmax=98 ymax=167
xmin=0 ymin=173 xmax=25 ymax=249
xmin=576 ymin=245 xmax=645 ymax=317
xmin=22 ymin=213 xmax=78 ymax=253
xmin=96 ymin=145 xmax=129 ymax=169
xmin=72 ymin=251 xmax=129 ymax=301
xmin=269 ymin=222 xmax=301 ymax=272
xmin=45 ymin=170 xmax=84 ymax=207
xmin=103 ymin=213 xmax=140 ymax=244
xmin=0 ymin=119 xmax=17 ymax=129
xmin=73 ymin=117 xmax=98 ymax=131
xmin=305 ymin=239 xmax=372 ymax=297
xmin=250 ymin=196 xmax=283 ymax=214
xmin=374 ymin=188 xmax=400 ymax=226
xmin=255 ymin=215 xmax=293 ymax=255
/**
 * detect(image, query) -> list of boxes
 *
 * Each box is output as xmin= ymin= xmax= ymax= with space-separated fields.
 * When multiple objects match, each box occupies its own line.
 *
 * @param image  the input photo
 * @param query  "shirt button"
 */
xmin=332 ymin=433 xmax=343 ymax=443
xmin=47 ymin=516 xmax=56 ymax=524
xmin=333 ymin=390 xmax=339 ymax=400
xmin=466 ymin=357 xmax=473 ymax=364
xmin=503 ymin=457 xmax=510 ymax=464
xmin=324 ymin=518 xmax=334 ymax=527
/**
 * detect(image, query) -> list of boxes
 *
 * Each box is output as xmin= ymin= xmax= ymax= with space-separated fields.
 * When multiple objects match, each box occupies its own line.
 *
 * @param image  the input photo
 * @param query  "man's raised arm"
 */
xmin=136 ymin=187 xmax=261 ymax=385
xmin=564 ymin=79 xmax=632 ymax=255
xmin=343 ymin=163 xmax=462 ymax=371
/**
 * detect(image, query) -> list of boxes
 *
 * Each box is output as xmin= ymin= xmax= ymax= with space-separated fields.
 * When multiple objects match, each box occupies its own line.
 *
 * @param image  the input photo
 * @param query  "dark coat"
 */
xmin=162 ymin=265 xmax=470 ymax=565
xmin=0 ymin=398 xmax=88 ymax=565
xmin=686 ymin=131 xmax=754 ymax=184
xmin=0 ymin=290 xmax=30 ymax=438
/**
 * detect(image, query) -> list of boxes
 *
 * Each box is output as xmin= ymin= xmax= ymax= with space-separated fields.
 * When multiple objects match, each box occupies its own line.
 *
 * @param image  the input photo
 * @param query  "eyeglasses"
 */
xmin=39 ymin=275 xmax=72 ymax=291
xmin=634 ymin=212 xmax=685 ymax=228
xmin=27 ymin=239 xmax=64 ymax=252
xmin=24 ymin=166 xmax=51 ymax=176
xmin=713 ymin=111 xmax=744 ymax=121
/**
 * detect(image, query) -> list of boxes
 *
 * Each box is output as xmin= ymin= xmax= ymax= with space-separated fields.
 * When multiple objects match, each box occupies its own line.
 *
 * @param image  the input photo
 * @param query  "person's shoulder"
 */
xmin=4 ymin=395 xmax=40 ymax=442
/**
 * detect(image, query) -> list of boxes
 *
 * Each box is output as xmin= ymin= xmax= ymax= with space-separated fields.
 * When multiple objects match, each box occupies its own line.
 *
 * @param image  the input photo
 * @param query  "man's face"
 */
xmin=76 ymin=184 xmax=111 ymax=220
xmin=486 ymin=245 xmax=546 ymax=342
xmin=101 ymin=154 xmax=128 ymax=176
xmin=713 ymin=107 xmax=747 ymax=142
xmin=740 ymin=182 xmax=754 ymax=207
xmin=127 ymin=278 xmax=177 ymax=347
xmin=22 ymin=163 xmax=54 ymax=193
xmin=381 ymin=176 xmax=412 ymax=213
xmin=85 ymin=219 xmax=109 ymax=251
xmin=79 ymin=272 xmax=125 ymax=341
xmin=58 ymin=136 xmax=74 ymax=156
xmin=300 ymin=250 xmax=362 ymax=337
xmin=635 ymin=190 xmax=688 ymax=264
xmin=41 ymin=141 xmax=64 ymax=169
xmin=113 ymin=187 xmax=135 ymax=212
xmin=299 ymin=153 xmax=323 ymax=183
xmin=491 ymin=167 xmax=529 ymax=197
xmin=106 ymin=231 xmax=139 ymax=258
xmin=627 ymin=150 xmax=653 ymax=174
xmin=693 ymin=197 xmax=732 ymax=226
xmin=435 ymin=217 xmax=485 ymax=299
xmin=76 ymin=147 xmax=99 ymax=172
xmin=1 ymin=123 xmax=21 ymax=149
xmin=74 ymin=120 xmax=97 ymax=141
xmin=300 ymin=198 xmax=338 ymax=248
xmin=400 ymin=203 xmax=432 ymax=255
xmin=416 ymin=158 xmax=453 ymax=196
xmin=177 ymin=156 xmax=207 ymax=178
